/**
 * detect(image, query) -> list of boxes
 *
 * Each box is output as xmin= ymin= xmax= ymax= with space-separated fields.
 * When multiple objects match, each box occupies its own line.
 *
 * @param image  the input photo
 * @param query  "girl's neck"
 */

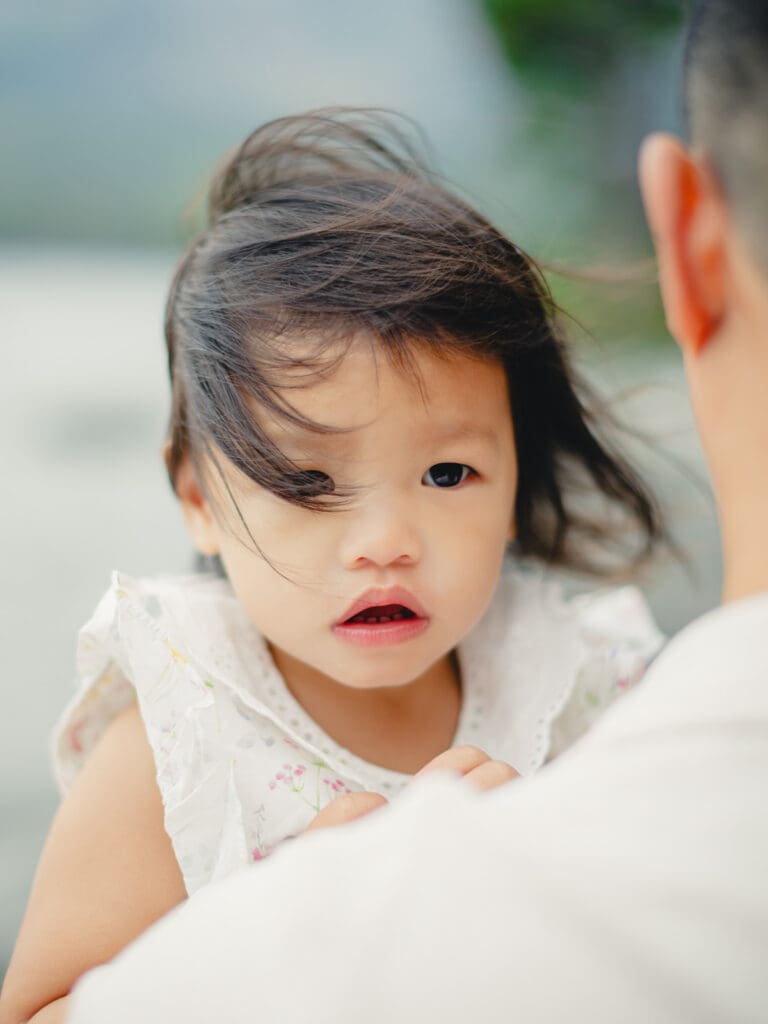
xmin=269 ymin=646 xmax=462 ymax=775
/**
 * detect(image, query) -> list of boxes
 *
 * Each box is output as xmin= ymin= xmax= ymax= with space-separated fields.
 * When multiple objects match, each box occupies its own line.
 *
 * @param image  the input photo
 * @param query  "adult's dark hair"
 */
xmin=684 ymin=0 xmax=768 ymax=266
xmin=165 ymin=108 xmax=663 ymax=574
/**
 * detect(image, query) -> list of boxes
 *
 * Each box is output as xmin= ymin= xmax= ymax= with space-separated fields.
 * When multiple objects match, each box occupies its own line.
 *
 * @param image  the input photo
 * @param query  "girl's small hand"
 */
xmin=415 ymin=744 xmax=520 ymax=791
xmin=304 ymin=745 xmax=518 ymax=835
xmin=305 ymin=791 xmax=388 ymax=832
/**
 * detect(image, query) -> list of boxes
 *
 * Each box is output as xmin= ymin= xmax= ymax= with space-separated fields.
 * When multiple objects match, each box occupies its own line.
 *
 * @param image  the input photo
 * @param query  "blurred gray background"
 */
xmin=2 ymin=0 xmax=718 ymax=982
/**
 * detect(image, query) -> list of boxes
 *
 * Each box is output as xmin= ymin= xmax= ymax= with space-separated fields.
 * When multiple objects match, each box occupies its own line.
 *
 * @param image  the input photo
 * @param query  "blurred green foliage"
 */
xmin=479 ymin=0 xmax=686 ymax=347
xmin=481 ymin=0 xmax=683 ymax=90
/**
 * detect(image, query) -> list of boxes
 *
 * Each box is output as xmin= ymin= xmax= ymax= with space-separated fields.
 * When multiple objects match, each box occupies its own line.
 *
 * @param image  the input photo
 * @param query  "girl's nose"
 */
xmin=339 ymin=502 xmax=422 ymax=570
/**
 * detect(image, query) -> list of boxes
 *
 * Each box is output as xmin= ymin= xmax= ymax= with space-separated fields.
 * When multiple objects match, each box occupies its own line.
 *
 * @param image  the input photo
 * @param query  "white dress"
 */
xmin=52 ymin=564 xmax=663 ymax=895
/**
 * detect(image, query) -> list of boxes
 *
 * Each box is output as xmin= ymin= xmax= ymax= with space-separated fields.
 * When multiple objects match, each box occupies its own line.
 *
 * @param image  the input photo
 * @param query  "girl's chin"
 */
xmin=270 ymin=634 xmax=452 ymax=691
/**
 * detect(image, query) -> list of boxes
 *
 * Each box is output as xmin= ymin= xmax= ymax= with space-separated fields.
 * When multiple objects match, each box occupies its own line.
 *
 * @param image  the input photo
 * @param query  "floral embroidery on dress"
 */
xmin=268 ymin=744 xmax=354 ymax=813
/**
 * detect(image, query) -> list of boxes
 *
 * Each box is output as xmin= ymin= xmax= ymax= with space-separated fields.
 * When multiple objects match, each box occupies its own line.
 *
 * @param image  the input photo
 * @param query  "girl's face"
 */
xmin=180 ymin=339 xmax=517 ymax=691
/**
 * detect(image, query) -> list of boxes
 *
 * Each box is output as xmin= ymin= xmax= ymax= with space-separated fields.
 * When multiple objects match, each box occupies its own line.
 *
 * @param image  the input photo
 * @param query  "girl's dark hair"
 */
xmin=165 ymin=107 xmax=663 ymax=574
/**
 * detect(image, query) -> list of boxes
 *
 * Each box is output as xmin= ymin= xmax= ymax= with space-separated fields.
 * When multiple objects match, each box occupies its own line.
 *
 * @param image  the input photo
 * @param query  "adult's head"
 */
xmin=639 ymin=0 xmax=768 ymax=602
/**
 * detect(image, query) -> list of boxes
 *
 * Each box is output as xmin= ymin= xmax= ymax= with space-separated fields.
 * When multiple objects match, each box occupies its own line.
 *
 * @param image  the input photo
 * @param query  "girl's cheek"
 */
xmin=235 ymin=492 xmax=309 ymax=535
xmin=258 ymin=509 xmax=343 ymax=568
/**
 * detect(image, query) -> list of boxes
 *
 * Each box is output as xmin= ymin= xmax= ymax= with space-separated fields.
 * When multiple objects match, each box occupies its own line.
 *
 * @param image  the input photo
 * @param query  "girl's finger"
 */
xmin=305 ymin=791 xmax=388 ymax=832
xmin=464 ymin=759 xmax=519 ymax=792
xmin=415 ymin=745 xmax=491 ymax=778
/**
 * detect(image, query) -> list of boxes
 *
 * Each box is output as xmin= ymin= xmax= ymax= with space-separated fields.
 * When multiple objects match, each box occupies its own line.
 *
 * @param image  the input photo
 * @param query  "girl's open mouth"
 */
xmin=333 ymin=590 xmax=430 ymax=648
xmin=344 ymin=603 xmax=417 ymax=625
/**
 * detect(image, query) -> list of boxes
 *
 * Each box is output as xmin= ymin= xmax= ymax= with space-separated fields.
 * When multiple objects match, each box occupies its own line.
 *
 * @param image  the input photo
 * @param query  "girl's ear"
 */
xmin=638 ymin=132 xmax=726 ymax=356
xmin=168 ymin=448 xmax=221 ymax=556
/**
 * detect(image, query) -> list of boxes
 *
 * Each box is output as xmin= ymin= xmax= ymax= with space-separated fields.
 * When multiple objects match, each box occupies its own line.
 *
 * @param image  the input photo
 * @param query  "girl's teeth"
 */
xmin=345 ymin=607 xmax=414 ymax=625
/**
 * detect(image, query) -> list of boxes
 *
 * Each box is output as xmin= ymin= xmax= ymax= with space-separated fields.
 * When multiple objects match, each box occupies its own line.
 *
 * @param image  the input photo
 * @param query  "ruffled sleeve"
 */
xmin=547 ymin=585 xmax=665 ymax=760
xmin=51 ymin=572 xmax=280 ymax=893
xmin=52 ymin=578 xmax=137 ymax=794
xmin=52 ymin=573 xmax=232 ymax=797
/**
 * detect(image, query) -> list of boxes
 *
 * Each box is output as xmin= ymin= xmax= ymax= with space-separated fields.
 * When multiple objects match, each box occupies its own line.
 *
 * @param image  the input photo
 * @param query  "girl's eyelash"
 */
xmin=422 ymin=463 xmax=475 ymax=489
xmin=288 ymin=464 xmax=477 ymax=497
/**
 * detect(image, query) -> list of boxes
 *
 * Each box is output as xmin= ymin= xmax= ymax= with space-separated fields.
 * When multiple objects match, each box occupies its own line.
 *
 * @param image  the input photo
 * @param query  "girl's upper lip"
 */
xmin=336 ymin=586 xmax=428 ymax=625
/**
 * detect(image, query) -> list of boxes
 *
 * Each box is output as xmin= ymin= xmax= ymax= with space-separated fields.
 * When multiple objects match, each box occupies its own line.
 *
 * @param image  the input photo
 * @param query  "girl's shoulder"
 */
xmin=51 ymin=571 xmax=251 ymax=794
xmin=548 ymin=577 xmax=665 ymax=760
xmin=457 ymin=563 xmax=664 ymax=772
xmin=487 ymin=561 xmax=662 ymax=651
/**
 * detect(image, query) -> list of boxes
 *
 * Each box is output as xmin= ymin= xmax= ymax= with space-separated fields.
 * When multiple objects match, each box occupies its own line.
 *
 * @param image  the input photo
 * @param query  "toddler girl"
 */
xmin=3 ymin=109 xmax=664 ymax=1022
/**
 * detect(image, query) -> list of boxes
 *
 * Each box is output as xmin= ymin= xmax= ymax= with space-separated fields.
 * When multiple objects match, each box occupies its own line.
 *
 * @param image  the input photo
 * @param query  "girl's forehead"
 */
xmin=262 ymin=338 xmax=510 ymax=443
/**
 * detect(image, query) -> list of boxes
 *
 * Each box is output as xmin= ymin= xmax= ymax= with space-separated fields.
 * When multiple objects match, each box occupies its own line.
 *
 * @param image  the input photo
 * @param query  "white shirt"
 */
xmin=52 ymin=566 xmax=659 ymax=893
xmin=68 ymin=591 xmax=768 ymax=1024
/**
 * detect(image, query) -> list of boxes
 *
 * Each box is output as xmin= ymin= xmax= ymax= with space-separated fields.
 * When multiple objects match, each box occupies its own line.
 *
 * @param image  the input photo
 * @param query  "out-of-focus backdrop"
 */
xmin=2 ymin=0 xmax=718 ymax=981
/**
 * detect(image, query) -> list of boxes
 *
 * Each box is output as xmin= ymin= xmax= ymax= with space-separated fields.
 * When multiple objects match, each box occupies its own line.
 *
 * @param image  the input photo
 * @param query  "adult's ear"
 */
xmin=638 ymin=132 xmax=726 ymax=355
xmin=170 ymin=449 xmax=221 ymax=556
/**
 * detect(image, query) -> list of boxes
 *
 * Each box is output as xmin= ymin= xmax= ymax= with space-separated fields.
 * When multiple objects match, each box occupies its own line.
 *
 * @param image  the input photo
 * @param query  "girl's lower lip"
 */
xmin=331 ymin=617 xmax=429 ymax=648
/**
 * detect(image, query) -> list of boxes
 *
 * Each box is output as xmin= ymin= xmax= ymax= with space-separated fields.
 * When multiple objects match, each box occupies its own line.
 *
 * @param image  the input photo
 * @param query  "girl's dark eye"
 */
xmin=422 ymin=463 xmax=472 ymax=488
xmin=291 ymin=470 xmax=335 ymax=497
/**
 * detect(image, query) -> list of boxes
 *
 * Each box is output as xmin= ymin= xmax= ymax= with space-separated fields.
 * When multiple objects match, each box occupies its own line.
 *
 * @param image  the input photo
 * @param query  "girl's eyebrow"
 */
xmin=426 ymin=422 xmax=500 ymax=448
xmin=271 ymin=420 xmax=501 ymax=452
